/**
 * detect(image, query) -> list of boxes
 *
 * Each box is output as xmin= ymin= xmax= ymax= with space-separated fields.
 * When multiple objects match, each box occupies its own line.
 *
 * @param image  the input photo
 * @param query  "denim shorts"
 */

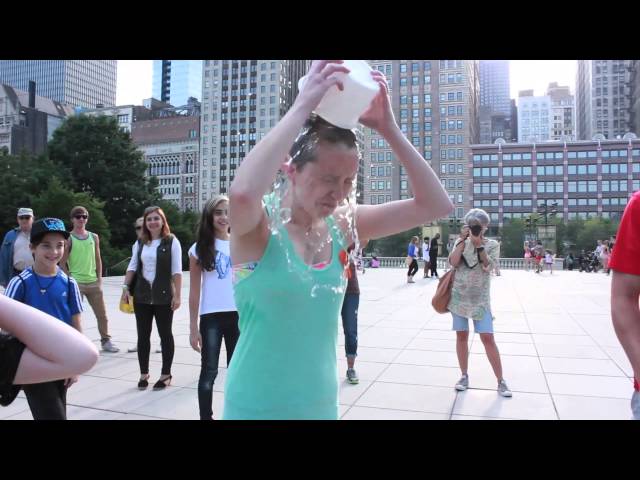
xmin=451 ymin=310 xmax=494 ymax=334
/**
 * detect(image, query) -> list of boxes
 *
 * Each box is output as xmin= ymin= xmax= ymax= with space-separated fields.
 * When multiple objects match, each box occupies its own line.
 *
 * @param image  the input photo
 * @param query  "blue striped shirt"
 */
xmin=4 ymin=267 xmax=83 ymax=325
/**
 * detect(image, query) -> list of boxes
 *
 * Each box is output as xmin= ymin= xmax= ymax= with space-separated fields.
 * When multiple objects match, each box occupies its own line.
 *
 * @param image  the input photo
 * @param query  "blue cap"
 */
xmin=30 ymin=218 xmax=70 ymax=243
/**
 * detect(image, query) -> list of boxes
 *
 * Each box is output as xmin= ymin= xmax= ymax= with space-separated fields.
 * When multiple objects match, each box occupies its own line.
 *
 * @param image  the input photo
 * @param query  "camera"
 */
xmin=470 ymin=224 xmax=482 ymax=237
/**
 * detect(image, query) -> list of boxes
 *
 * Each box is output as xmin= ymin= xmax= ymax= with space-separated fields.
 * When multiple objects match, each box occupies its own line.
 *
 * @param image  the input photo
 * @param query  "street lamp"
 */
xmin=537 ymin=201 xmax=559 ymax=225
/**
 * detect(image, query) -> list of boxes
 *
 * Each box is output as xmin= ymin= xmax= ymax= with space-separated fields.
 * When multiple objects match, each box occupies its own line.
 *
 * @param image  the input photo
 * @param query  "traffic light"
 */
xmin=525 ymin=218 xmax=531 ymax=228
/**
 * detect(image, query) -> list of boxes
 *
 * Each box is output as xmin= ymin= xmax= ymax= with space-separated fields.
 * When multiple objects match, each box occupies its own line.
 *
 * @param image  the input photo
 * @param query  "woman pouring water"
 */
xmin=224 ymin=60 xmax=453 ymax=420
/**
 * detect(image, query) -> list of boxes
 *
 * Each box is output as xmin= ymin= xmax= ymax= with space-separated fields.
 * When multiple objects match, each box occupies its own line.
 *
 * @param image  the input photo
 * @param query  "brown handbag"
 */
xmin=431 ymin=268 xmax=456 ymax=314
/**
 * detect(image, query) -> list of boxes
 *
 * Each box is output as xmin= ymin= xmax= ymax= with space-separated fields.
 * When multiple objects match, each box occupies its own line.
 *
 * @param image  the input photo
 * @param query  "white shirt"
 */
xmin=127 ymin=237 xmax=182 ymax=284
xmin=422 ymin=242 xmax=430 ymax=261
xmin=188 ymin=240 xmax=236 ymax=315
xmin=13 ymin=230 xmax=33 ymax=271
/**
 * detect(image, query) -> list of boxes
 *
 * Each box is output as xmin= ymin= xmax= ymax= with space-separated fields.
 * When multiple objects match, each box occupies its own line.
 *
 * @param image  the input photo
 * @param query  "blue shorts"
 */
xmin=451 ymin=310 xmax=494 ymax=334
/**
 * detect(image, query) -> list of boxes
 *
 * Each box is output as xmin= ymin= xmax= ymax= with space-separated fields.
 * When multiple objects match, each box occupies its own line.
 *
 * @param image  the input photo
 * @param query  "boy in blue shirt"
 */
xmin=4 ymin=218 xmax=84 ymax=420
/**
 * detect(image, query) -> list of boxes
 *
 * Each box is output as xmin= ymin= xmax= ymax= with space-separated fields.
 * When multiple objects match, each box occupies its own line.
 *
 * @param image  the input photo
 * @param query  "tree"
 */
xmin=499 ymin=218 xmax=525 ymax=258
xmin=28 ymin=177 xmax=127 ymax=271
xmin=48 ymin=115 xmax=160 ymax=251
xmin=157 ymin=200 xmax=198 ymax=269
xmin=0 ymin=152 xmax=67 ymax=235
xmin=575 ymin=217 xmax=618 ymax=252
xmin=364 ymin=227 xmax=422 ymax=257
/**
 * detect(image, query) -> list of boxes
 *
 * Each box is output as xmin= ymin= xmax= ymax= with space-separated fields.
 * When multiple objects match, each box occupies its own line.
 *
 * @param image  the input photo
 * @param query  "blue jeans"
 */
xmin=198 ymin=311 xmax=239 ymax=420
xmin=341 ymin=293 xmax=359 ymax=358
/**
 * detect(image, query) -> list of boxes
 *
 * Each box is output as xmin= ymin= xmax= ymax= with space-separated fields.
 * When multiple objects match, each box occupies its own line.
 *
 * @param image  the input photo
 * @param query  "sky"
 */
xmin=116 ymin=60 xmax=579 ymax=107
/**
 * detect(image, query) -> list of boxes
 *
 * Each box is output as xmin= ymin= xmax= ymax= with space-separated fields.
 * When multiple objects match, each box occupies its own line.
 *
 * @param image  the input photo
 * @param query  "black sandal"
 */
xmin=153 ymin=375 xmax=172 ymax=390
xmin=138 ymin=374 xmax=150 ymax=390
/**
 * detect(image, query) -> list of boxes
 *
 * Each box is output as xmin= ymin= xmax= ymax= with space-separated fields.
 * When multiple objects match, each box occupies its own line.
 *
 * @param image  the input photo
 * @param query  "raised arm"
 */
xmin=229 ymin=60 xmax=350 ymax=237
xmin=342 ymin=71 xmax=453 ymax=242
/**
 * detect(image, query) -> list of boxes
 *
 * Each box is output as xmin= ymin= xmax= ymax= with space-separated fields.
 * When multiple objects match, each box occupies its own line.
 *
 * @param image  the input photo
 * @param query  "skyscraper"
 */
xmin=547 ymin=82 xmax=576 ymax=141
xmin=198 ymin=60 xmax=308 ymax=209
xmin=576 ymin=60 xmax=632 ymax=140
xmin=479 ymin=60 xmax=511 ymax=116
xmin=152 ymin=60 xmax=203 ymax=107
xmin=0 ymin=60 xmax=117 ymax=108
xmin=363 ymin=60 xmax=479 ymax=219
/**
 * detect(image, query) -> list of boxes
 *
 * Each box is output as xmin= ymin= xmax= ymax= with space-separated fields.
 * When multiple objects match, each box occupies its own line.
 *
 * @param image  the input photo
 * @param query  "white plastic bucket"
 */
xmin=298 ymin=60 xmax=380 ymax=129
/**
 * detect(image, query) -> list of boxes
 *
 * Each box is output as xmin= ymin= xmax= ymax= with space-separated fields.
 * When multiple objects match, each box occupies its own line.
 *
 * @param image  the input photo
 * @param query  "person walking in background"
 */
xmin=422 ymin=236 xmax=430 ymax=278
xmin=406 ymin=236 xmax=419 ymax=283
xmin=601 ymin=239 xmax=611 ymax=275
xmin=533 ymin=240 xmax=544 ymax=274
xmin=342 ymin=241 xmax=367 ymax=384
xmin=523 ymin=241 xmax=532 ymax=271
xmin=61 ymin=206 xmax=119 ymax=353
xmin=544 ymin=249 xmax=555 ymax=274
xmin=429 ymin=233 xmax=440 ymax=278
xmin=1 ymin=208 xmax=35 ymax=288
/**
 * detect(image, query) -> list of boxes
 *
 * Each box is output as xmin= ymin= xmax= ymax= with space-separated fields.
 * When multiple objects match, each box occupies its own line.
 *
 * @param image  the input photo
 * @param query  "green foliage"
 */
xmin=500 ymin=218 xmax=525 ymax=258
xmin=365 ymin=227 xmax=422 ymax=257
xmin=157 ymin=200 xmax=198 ymax=269
xmin=48 ymin=115 xmax=161 ymax=250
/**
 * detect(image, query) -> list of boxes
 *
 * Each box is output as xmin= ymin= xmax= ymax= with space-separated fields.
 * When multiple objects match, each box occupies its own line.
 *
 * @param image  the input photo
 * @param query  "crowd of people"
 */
xmin=1 ymin=60 xmax=638 ymax=421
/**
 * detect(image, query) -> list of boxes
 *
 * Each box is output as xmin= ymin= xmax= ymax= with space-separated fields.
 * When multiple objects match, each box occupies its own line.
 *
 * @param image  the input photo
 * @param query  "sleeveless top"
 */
xmin=223 ymin=197 xmax=348 ymax=420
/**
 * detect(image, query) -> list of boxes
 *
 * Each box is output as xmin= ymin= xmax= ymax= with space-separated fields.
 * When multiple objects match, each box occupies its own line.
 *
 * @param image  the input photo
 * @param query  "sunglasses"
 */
xmin=135 ymin=226 xmax=142 ymax=231
xmin=18 ymin=216 xmax=32 ymax=220
xmin=74 ymin=214 xmax=88 ymax=219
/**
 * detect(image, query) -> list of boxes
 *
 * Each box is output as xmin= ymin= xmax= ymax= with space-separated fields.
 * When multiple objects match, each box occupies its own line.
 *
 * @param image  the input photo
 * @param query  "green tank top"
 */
xmin=68 ymin=232 xmax=97 ymax=284
xmin=223 ymin=206 xmax=349 ymax=420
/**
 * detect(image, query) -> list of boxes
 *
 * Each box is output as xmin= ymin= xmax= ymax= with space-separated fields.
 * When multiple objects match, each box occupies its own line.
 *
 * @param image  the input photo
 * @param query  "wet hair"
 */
xmin=289 ymin=114 xmax=359 ymax=170
xmin=463 ymin=208 xmax=490 ymax=226
xmin=424 ymin=236 xmax=429 ymax=242
xmin=141 ymin=206 xmax=171 ymax=244
xmin=195 ymin=195 xmax=228 ymax=272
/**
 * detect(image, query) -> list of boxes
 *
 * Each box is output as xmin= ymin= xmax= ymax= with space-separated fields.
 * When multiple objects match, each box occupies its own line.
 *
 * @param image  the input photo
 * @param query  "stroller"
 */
xmin=579 ymin=252 xmax=601 ymax=272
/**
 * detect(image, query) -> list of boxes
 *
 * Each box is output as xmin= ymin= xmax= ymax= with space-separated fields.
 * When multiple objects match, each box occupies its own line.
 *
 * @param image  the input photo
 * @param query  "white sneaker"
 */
xmin=101 ymin=339 xmax=120 ymax=353
xmin=455 ymin=374 xmax=469 ymax=391
xmin=498 ymin=379 xmax=513 ymax=397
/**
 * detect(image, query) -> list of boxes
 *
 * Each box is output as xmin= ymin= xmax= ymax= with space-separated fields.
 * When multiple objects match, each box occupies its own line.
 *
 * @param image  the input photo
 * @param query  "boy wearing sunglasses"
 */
xmin=61 ymin=206 xmax=119 ymax=353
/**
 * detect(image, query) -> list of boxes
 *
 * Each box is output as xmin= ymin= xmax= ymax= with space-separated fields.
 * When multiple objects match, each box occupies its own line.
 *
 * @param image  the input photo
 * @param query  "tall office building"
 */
xmin=479 ymin=60 xmax=511 ymax=116
xmin=627 ymin=60 xmax=640 ymax=136
xmin=0 ymin=60 xmax=116 ymax=108
xmin=152 ymin=60 xmax=203 ymax=107
xmin=517 ymin=90 xmax=551 ymax=143
xmin=198 ymin=60 xmax=308 ymax=208
xmin=363 ymin=60 xmax=479 ymax=219
xmin=547 ymin=82 xmax=576 ymax=141
xmin=576 ymin=60 xmax=633 ymax=140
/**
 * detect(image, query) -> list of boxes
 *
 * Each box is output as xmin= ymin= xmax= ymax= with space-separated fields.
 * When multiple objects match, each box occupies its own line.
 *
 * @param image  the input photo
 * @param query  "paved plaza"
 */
xmin=1 ymin=267 xmax=634 ymax=420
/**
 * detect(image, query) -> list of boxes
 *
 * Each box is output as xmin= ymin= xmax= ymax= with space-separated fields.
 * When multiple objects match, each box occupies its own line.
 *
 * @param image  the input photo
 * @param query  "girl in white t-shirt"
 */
xmin=188 ymin=196 xmax=238 ymax=420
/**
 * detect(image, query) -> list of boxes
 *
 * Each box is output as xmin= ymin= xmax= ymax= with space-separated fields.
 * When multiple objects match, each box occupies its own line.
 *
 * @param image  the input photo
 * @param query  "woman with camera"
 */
xmin=447 ymin=209 xmax=512 ymax=398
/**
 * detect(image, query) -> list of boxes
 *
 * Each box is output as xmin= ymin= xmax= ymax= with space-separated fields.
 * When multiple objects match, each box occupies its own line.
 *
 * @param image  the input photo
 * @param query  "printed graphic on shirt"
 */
xmin=215 ymin=250 xmax=232 ymax=279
